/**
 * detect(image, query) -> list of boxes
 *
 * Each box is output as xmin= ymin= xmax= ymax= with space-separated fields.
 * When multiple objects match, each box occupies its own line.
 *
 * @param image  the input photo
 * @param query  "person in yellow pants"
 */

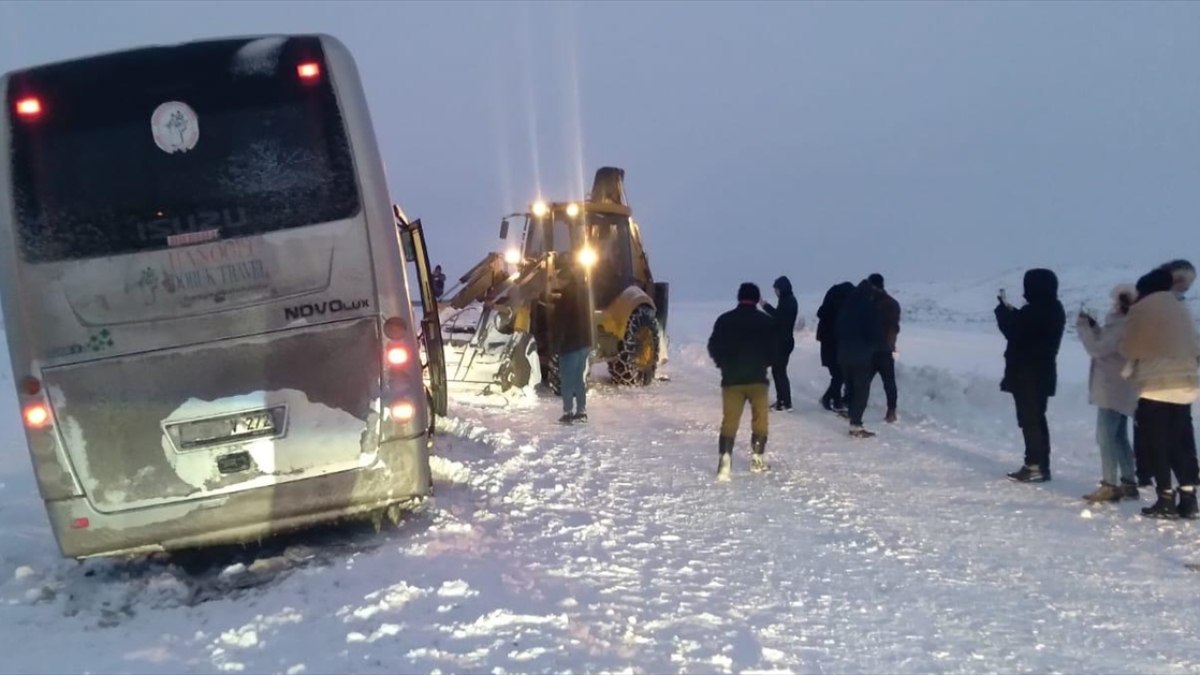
xmin=707 ymin=282 xmax=778 ymax=480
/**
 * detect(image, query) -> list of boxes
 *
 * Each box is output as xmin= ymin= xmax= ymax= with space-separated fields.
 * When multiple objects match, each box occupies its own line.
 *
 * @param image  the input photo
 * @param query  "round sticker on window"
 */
xmin=150 ymin=101 xmax=200 ymax=154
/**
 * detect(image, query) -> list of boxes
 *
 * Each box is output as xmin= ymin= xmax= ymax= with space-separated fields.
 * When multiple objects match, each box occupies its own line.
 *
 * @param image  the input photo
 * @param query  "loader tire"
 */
xmin=608 ymin=305 xmax=659 ymax=387
xmin=546 ymin=351 xmax=591 ymax=397
xmin=546 ymin=353 xmax=562 ymax=396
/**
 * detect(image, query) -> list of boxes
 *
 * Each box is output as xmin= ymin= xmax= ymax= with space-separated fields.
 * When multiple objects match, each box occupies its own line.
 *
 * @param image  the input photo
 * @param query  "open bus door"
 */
xmin=395 ymin=206 xmax=448 ymax=420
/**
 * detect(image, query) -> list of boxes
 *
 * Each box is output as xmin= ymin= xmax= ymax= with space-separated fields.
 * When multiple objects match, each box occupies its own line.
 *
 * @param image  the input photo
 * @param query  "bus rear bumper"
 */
xmin=45 ymin=437 xmax=431 ymax=559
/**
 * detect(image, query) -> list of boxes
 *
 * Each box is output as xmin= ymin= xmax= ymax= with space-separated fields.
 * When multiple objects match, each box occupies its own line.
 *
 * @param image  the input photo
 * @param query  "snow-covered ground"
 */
xmin=2 ymin=273 xmax=1199 ymax=674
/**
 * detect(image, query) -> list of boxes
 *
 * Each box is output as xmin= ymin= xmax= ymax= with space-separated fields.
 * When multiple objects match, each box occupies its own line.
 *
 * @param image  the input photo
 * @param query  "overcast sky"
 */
xmin=3 ymin=1 xmax=1197 ymax=300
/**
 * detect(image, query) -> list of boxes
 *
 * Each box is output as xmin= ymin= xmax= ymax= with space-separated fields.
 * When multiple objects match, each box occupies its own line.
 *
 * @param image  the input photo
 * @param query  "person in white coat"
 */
xmin=1121 ymin=269 xmax=1200 ymax=520
xmin=1077 ymin=284 xmax=1140 ymax=502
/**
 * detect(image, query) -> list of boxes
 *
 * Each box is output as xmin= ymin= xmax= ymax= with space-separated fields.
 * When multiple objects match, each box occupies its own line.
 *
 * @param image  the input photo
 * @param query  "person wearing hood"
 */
xmin=869 ymin=273 xmax=901 ymax=423
xmin=708 ymin=282 xmax=777 ymax=480
xmin=1120 ymin=268 xmax=1200 ymax=519
xmin=1077 ymin=284 xmax=1140 ymax=502
xmin=836 ymin=279 xmax=887 ymax=438
xmin=816 ymin=281 xmax=855 ymax=411
xmin=995 ymin=268 xmax=1066 ymax=483
xmin=761 ymin=276 xmax=799 ymax=411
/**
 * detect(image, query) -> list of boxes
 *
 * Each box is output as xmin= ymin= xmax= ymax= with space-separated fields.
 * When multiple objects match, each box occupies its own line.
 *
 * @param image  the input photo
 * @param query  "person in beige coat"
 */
xmin=1077 ymin=284 xmax=1140 ymax=502
xmin=1120 ymin=269 xmax=1200 ymax=519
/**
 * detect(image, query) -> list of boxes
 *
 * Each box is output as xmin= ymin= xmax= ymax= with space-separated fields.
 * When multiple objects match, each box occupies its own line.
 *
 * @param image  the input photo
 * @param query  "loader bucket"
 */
xmin=440 ymin=303 xmax=542 ymax=408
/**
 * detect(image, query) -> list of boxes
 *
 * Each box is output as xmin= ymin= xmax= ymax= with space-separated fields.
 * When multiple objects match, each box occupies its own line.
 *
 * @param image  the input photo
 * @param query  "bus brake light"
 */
xmin=23 ymin=403 xmax=50 ymax=429
xmin=15 ymin=97 xmax=42 ymax=119
xmin=389 ymin=401 xmax=415 ymax=422
xmin=386 ymin=345 xmax=410 ymax=367
xmin=297 ymin=62 xmax=321 ymax=80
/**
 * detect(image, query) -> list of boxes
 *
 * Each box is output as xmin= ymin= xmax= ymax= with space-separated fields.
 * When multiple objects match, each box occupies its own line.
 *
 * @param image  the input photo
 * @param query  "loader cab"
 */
xmin=519 ymin=202 xmax=639 ymax=309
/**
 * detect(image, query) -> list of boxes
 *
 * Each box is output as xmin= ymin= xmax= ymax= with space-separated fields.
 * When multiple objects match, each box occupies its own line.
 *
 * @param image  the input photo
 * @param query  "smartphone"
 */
xmin=998 ymin=288 xmax=1007 ymax=303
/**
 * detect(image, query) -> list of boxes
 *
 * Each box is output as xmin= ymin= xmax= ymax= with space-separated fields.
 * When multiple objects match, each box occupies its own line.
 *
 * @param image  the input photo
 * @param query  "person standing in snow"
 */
xmin=816 ymin=281 xmax=855 ymax=412
xmin=1077 ymin=284 xmax=1141 ymax=502
xmin=836 ymin=279 xmax=887 ymax=438
xmin=1133 ymin=259 xmax=1197 ymax=484
xmin=761 ymin=276 xmax=799 ymax=411
xmin=995 ymin=268 xmax=1066 ymax=483
xmin=555 ymin=266 xmax=593 ymax=425
xmin=1120 ymin=268 xmax=1200 ymax=519
xmin=708 ymin=282 xmax=777 ymax=480
xmin=432 ymin=264 xmax=447 ymax=300
xmin=868 ymin=273 xmax=901 ymax=423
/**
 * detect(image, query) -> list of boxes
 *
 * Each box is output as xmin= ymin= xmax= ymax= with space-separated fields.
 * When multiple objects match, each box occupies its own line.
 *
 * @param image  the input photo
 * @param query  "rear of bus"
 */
xmin=0 ymin=35 xmax=432 ymax=558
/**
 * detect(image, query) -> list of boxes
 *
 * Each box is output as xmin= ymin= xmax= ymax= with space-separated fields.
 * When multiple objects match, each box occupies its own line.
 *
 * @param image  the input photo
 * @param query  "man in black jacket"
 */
xmin=762 ymin=275 xmax=799 ymax=411
xmin=869 ymin=273 xmax=901 ymax=423
xmin=556 ymin=267 xmax=594 ymax=424
xmin=837 ymin=279 xmax=886 ymax=438
xmin=996 ymin=268 xmax=1066 ymax=483
xmin=817 ymin=281 xmax=855 ymax=411
xmin=708 ymin=282 xmax=777 ymax=480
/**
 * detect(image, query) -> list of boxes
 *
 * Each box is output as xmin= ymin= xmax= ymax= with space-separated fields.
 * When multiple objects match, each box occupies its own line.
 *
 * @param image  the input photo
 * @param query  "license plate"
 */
xmin=171 ymin=407 xmax=285 ymax=450
xmin=232 ymin=412 xmax=274 ymax=435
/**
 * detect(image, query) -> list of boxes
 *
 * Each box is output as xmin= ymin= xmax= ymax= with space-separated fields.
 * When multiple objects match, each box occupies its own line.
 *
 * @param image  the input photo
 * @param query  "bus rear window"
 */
xmin=7 ymin=37 xmax=360 ymax=263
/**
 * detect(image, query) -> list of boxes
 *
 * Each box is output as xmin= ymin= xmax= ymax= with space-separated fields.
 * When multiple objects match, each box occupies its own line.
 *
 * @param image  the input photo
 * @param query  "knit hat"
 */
xmin=737 ymin=282 xmax=761 ymax=303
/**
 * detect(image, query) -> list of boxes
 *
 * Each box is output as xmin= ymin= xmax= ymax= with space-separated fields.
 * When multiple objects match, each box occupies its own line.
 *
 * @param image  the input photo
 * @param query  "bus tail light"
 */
xmin=389 ymin=401 xmax=415 ymax=422
xmin=383 ymin=317 xmax=407 ymax=340
xmin=297 ymin=62 xmax=321 ymax=81
xmin=71 ymin=518 xmax=90 ymax=530
xmin=386 ymin=344 xmax=410 ymax=367
xmin=23 ymin=403 xmax=51 ymax=429
xmin=20 ymin=376 xmax=42 ymax=396
xmin=15 ymin=96 xmax=42 ymax=119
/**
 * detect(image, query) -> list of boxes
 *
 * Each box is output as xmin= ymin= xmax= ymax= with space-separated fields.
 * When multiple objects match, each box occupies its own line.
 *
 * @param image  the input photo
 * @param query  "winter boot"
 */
xmin=717 ymin=436 xmax=734 ymax=482
xmin=1082 ymin=482 xmax=1122 ymax=503
xmin=1141 ymin=489 xmax=1178 ymax=519
xmin=885 ymin=408 xmax=898 ymax=424
xmin=558 ymin=413 xmax=575 ymax=425
xmin=750 ymin=434 xmax=769 ymax=473
xmin=572 ymin=412 xmax=589 ymax=424
xmin=849 ymin=425 xmax=876 ymax=439
xmin=1178 ymin=488 xmax=1198 ymax=520
xmin=1120 ymin=481 xmax=1140 ymax=501
xmin=820 ymin=395 xmax=834 ymax=411
xmin=1006 ymin=465 xmax=1050 ymax=483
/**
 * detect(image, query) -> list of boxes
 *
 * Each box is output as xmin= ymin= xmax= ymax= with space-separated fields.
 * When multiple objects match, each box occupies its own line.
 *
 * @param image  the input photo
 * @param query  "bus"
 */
xmin=0 ymin=34 xmax=446 ymax=558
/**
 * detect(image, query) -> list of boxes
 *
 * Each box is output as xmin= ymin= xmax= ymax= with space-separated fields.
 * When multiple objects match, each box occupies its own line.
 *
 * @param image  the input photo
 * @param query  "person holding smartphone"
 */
xmin=1077 ymin=284 xmax=1140 ymax=502
xmin=995 ymin=269 xmax=1066 ymax=483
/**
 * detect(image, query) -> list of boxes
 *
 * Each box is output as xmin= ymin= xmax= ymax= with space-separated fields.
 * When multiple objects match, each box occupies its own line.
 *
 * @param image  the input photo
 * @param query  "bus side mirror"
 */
xmin=499 ymin=218 xmax=510 ymax=240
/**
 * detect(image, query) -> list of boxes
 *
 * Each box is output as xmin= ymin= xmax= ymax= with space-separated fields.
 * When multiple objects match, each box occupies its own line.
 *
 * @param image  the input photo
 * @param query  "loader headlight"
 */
xmin=531 ymin=200 xmax=549 ymax=218
xmin=504 ymin=248 xmax=522 ymax=265
xmin=577 ymin=245 xmax=599 ymax=268
xmin=565 ymin=202 xmax=580 ymax=218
